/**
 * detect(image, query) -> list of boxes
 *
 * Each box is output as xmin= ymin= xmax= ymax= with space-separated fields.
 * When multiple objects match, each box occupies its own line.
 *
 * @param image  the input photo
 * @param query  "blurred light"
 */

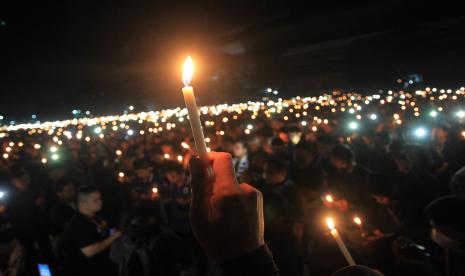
xmin=429 ymin=110 xmax=438 ymax=117
xmin=0 ymin=191 xmax=4 ymax=199
xmin=325 ymin=194 xmax=333 ymax=202
xmin=266 ymin=88 xmax=272 ymax=93
xmin=8 ymin=142 xmax=14 ymax=147
xmin=127 ymin=129 xmax=134 ymax=136
xmin=177 ymin=155 xmax=183 ymax=162
xmin=51 ymin=154 xmax=59 ymax=160
xmin=301 ymin=121 xmax=307 ymax=126
xmin=129 ymin=105 xmax=134 ymax=111
xmin=34 ymin=144 xmax=41 ymax=149
xmin=2 ymin=153 xmax=8 ymax=159
xmin=414 ymin=127 xmax=427 ymax=138
xmin=370 ymin=114 xmax=377 ymax=120
xmin=456 ymin=110 xmax=465 ymax=118
xmin=41 ymin=158 xmax=47 ymax=164
xmin=85 ymin=136 xmax=91 ymax=142
xmin=164 ymin=153 xmax=170 ymax=159
xmin=118 ymin=172 xmax=125 ymax=178
xmin=348 ymin=121 xmax=358 ymax=130
xmin=50 ymin=146 xmax=58 ymax=153
xmin=5 ymin=147 xmax=11 ymax=152
xmin=152 ymin=187 xmax=158 ymax=194
xmin=115 ymin=150 xmax=122 ymax=156
xmin=353 ymin=217 xmax=362 ymax=225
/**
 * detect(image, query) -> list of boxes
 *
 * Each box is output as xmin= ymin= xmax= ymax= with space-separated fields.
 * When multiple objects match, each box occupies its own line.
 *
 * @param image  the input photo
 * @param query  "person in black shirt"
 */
xmin=63 ymin=186 xmax=121 ymax=276
xmin=50 ymin=178 xmax=76 ymax=235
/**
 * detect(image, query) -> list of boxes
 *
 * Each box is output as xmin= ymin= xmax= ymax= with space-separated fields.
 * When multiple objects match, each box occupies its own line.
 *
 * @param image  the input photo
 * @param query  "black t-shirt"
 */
xmin=63 ymin=212 xmax=114 ymax=276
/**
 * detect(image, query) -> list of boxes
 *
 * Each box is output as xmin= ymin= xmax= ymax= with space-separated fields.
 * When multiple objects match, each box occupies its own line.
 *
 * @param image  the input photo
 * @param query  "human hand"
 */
xmin=189 ymin=152 xmax=264 ymax=261
xmin=110 ymin=230 xmax=123 ymax=240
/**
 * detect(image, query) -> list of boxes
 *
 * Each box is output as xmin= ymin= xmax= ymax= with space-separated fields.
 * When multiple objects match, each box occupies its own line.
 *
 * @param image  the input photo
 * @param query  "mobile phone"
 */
xmin=37 ymin=263 xmax=52 ymax=276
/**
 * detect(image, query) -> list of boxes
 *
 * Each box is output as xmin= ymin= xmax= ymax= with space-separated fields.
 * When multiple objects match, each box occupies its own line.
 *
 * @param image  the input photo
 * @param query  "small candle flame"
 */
xmin=325 ymin=194 xmax=334 ymax=202
xmin=353 ymin=217 xmax=362 ymax=225
xmin=326 ymin=217 xmax=335 ymax=230
xmin=182 ymin=56 xmax=194 ymax=87
xmin=152 ymin=187 xmax=158 ymax=194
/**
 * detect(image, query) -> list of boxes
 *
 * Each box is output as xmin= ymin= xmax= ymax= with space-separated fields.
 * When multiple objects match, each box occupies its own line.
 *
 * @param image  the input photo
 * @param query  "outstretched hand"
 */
xmin=189 ymin=152 xmax=265 ymax=261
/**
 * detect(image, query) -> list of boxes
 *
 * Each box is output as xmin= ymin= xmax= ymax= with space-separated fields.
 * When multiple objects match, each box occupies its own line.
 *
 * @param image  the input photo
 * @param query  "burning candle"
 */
xmin=327 ymin=217 xmax=356 ymax=266
xmin=181 ymin=56 xmax=210 ymax=168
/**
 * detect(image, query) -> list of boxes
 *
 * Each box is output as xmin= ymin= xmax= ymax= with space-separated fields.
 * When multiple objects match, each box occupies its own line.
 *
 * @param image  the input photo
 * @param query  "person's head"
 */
xmin=264 ymin=157 xmax=289 ymax=185
xmin=294 ymin=141 xmax=318 ymax=167
xmin=247 ymin=136 xmax=261 ymax=153
xmin=317 ymin=135 xmax=335 ymax=157
xmin=10 ymin=167 xmax=31 ymax=191
xmin=426 ymin=196 xmax=465 ymax=249
xmin=271 ymin=137 xmax=286 ymax=155
xmin=331 ymin=265 xmax=384 ymax=276
xmin=77 ymin=186 xmax=102 ymax=216
xmin=277 ymin=127 xmax=290 ymax=143
xmin=330 ymin=145 xmax=355 ymax=172
xmin=54 ymin=178 xmax=76 ymax=203
xmin=164 ymin=161 xmax=185 ymax=185
xmin=233 ymin=140 xmax=248 ymax=159
xmin=432 ymin=123 xmax=449 ymax=144
xmin=133 ymin=159 xmax=152 ymax=179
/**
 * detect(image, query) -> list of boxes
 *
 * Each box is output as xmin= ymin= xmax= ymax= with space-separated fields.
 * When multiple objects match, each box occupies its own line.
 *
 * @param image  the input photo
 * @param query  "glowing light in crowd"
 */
xmin=118 ymin=172 xmax=125 ymax=178
xmin=50 ymin=146 xmax=58 ymax=153
xmin=353 ymin=217 xmax=362 ymax=226
xmin=2 ymin=153 xmax=8 ymax=159
xmin=325 ymin=194 xmax=334 ymax=202
xmin=0 ymin=191 xmax=4 ymax=199
xmin=414 ymin=127 xmax=427 ymax=138
xmin=348 ymin=121 xmax=358 ymax=130
xmin=164 ymin=153 xmax=170 ymax=159
xmin=51 ymin=154 xmax=59 ymax=160
xmin=8 ymin=142 xmax=14 ymax=147
xmin=152 ymin=187 xmax=158 ymax=194
xmin=34 ymin=144 xmax=41 ymax=149
xmin=177 ymin=155 xmax=183 ymax=162
xmin=115 ymin=150 xmax=122 ymax=156
xmin=370 ymin=114 xmax=377 ymax=120
xmin=457 ymin=110 xmax=465 ymax=118
xmin=5 ymin=147 xmax=11 ymax=152
xmin=181 ymin=142 xmax=190 ymax=149
xmin=41 ymin=158 xmax=47 ymax=164
xmin=429 ymin=110 xmax=438 ymax=117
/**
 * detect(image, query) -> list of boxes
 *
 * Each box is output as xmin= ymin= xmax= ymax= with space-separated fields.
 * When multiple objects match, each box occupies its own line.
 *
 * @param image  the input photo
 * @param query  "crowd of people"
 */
xmin=0 ymin=88 xmax=465 ymax=276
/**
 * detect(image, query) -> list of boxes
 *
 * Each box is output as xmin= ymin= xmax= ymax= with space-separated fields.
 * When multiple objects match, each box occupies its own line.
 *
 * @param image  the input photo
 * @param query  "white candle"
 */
xmin=182 ymin=56 xmax=210 ymax=166
xmin=327 ymin=218 xmax=356 ymax=266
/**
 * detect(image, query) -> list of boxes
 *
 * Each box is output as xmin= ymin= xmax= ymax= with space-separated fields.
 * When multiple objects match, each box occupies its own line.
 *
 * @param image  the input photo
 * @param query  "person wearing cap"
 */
xmin=426 ymin=196 xmax=465 ymax=276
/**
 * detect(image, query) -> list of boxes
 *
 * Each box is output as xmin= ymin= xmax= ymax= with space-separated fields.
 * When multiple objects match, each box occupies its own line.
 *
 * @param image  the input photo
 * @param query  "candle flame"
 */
xmin=152 ymin=187 xmax=158 ymax=194
xmin=182 ymin=56 xmax=194 ymax=87
xmin=325 ymin=194 xmax=334 ymax=202
xmin=326 ymin=217 xmax=335 ymax=230
xmin=353 ymin=217 xmax=362 ymax=225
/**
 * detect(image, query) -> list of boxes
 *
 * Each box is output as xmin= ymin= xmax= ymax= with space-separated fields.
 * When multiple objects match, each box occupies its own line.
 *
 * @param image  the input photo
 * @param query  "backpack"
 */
xmin=117 ymin=235 xmax=161 ymax=276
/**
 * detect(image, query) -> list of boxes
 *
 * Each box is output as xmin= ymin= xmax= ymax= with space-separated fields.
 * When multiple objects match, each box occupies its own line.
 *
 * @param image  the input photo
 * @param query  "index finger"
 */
xmin=207 ymin=152 xmax=240 ymax=193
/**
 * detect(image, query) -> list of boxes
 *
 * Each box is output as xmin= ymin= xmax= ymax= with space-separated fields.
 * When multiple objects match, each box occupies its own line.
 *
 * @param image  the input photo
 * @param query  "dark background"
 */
xmin=1 ymin=0 xmax=464 ymax=121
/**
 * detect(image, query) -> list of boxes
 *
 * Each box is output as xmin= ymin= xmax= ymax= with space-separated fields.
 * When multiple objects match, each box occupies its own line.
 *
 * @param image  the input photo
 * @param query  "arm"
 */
xmin=81 ymin=231 xmax=121 ymax=258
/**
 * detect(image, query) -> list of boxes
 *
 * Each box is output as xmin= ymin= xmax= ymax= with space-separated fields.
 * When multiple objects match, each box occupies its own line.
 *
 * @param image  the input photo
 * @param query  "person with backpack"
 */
xmin=110 ymin=209 xmax=194 ymax=276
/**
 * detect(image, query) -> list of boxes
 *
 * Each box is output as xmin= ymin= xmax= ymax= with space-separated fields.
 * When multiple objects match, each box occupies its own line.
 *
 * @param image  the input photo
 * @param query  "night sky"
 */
xmin=1 ymin=0 xmax=464 ymax=120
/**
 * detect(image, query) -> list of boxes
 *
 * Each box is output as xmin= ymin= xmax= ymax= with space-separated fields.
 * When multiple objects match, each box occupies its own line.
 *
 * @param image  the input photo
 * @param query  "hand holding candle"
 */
xmin=327 ymin=217 xmax=356 ymax=266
